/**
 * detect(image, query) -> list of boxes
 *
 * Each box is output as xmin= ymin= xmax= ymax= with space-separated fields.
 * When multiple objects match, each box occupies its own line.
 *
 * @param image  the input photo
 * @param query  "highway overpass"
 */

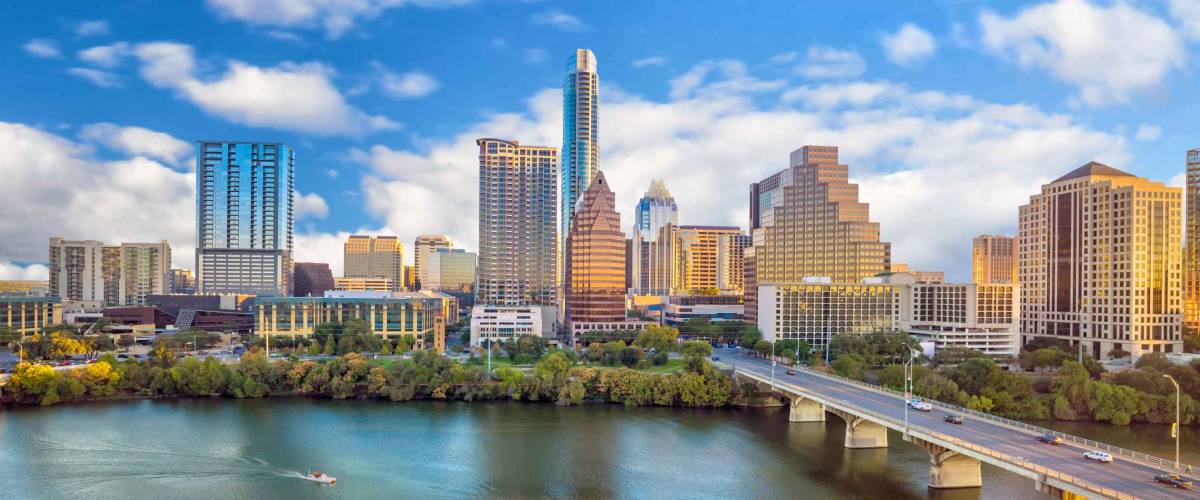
xmin=721 ymin=348 xmax=1199 ymax=499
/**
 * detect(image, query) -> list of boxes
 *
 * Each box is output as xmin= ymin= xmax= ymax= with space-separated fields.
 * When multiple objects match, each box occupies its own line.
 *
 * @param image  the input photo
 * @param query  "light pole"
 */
xmin=902 ymin=346 xmax=919 ymax=438
xmin=1164 ymin=374 xmax=1181 ymax=465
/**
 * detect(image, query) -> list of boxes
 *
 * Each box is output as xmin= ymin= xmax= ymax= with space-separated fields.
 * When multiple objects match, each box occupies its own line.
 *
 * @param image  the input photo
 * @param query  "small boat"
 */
xmin=304 ymin=470 xmax=336 ymax=484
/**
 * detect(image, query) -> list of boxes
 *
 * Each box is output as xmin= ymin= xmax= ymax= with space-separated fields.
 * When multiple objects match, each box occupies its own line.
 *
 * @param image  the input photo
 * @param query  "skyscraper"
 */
xmin=630 ymin=179 xmax=679 ymax=295
xmin=1019 ymin=162 xmax=1183 ymax=360
xmin=344 ymin=235 xmax=405 ymax=291
xmin=48 ymin=238 xmax=106 ymax=303
xmin=717 ymin=232 xmax=752 ymax=294
xmin=116 ymin=241 xmax=172 ymax=305
xmin=561 ymin=49 xmax=599 ymax=278
xmin=972 ymin=235 xmax=1017 ymax=284
xmin=476 ymin=138 xmax=558 ymax=306
xmin=565 ymin=171 xmax=626 ymax=333
xmin=677 ymin=226 xmax=743 ymax=294
xmin=748 ymin=145 xmax=890 ymax=289
xmin=1185 ymin=148 xmax=1200 ymax=335
xmin=413 ymin=235 xmax=452 ymax=290
xmin=293 ymin=262 xmax=335 ymax=297
xmin=426 ymin=248 xmax=476 ymax=293
xmin=195 ymin=141 xmax=294 ymax=296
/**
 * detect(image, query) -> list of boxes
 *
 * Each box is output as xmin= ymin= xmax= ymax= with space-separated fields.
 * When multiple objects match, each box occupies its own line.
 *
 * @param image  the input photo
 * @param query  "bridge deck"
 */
xmin=719 ymin=347 xmax=1199 ymax=500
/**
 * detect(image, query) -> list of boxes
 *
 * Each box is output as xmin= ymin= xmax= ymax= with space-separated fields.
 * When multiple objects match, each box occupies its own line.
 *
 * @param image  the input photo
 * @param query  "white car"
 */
xmin=908 ymin=400 xmax=933 ymax=412
xmin=1083 ymin=451 xmax=1113 ymax=463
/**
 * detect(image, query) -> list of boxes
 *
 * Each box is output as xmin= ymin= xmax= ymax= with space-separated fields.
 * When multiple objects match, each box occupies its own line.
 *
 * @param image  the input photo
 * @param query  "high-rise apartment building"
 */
xmin=344 ymin=236 xmax=405 ymax=292
xmin=116 ymin=241 xmax=171 ymax=305
xmin=630 ymin=179 xmax=679 ymax=295
xmin=476 ymin=138 xmax=558 ymax=307
xmin=677 ymin=226 xmax=743 ymax=294
xmin=413 ymin=235 xmax=452 ymax=290
xmin=293 ymin=262 xmax=335 ymax=297
xmin=561 ymin=49 xmax=599 ymax=276
xmin=718 ymin=232 xmax=751 ymax=294
xmin=48 ymin=238 xmax=106 ymax=303
xmin=972 ymin=235 xmax=1018 ymax=284
xmin=195 ymin=141 xmax=294 ymax=296
xmin=565 ymin=171 xmax=626 ymax=333
xmin=49 ymin=238 xmax=169 ymax=306
xmin=1019 ymin=162 xmax=1183 ymax=359
xmin=426 ymin=248 xmax=476 ymax=293
xmin=1185 ymin=148 xmax=1200 ymax=334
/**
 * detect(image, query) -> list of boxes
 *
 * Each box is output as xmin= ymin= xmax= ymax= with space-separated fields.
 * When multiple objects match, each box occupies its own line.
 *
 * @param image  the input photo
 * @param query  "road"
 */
xmin=716 ymin=347 xmax=1198 ymax=500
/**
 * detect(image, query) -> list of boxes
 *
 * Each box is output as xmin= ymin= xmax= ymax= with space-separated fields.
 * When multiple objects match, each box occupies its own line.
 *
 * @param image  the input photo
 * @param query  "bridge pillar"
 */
xmin=911 ymin=438 xmax=982 ymax=489
xmin=788 ymin=397 xmax=825 ymax=422
xmin=841 ymin=416 xmax=888 ymax=449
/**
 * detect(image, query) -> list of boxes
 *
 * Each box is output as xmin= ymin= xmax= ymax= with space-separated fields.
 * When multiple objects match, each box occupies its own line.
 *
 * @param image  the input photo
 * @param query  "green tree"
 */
xmin=753 ymin=340 xmax=772 ymax=358
xmin=738 ymin=326 xmax=762 ymax=349
xmin=831 ymin=353 xmax=866 ymax=379
xmin=534 ymin=352 xmax=571 ymax=385
xmin=618 ymin=346 xmax=643 ymax=368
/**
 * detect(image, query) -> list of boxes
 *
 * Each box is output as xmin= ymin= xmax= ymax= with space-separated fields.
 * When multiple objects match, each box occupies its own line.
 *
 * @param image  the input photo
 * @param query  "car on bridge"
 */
xmin=943 ymin=414 xmax=964 ymax=425
xmin=908 ymin=399 xmax=932 ymax=412
xmin=1084 ymin=451 xmax=1114 ymax=463
xmin=1153 ymin=473 xmax=1193 ymax=489
xmin=1037 ymin=433 xmax=1063 ymax=445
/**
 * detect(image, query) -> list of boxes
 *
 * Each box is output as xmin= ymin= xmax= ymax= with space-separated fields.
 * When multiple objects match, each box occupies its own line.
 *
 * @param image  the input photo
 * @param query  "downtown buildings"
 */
xmin=425 ymin=248 xmax=476 ymax=293
xmin=564 ymin=171 xmax=627 ymax=338
xmin=413 ymin=235 xmax=452 ymax=290
xmin=629 ymin=179 xmax=679 ymax=295
xmin=344 ymin=235 xmax=405 ymax=292
xmin=48 ymin=237 xmax=172 ymax=306
xmin=972 ymin=235 xmax=1018 ymax=285
xmin=1186 ymin=148 xmax=1200 ymax=335
xmin=560 ymin=49 xmax=599 ymax=264
xmin=293 ymin=262 xmax=335 ymax=297
xmin=195 ymin=141 xmax=294 ymax=296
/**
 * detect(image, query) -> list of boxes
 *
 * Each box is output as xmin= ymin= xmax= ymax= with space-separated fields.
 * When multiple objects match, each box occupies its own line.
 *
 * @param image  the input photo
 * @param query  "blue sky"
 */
xmin=1 ymin=0 xmax=1199 ymax=282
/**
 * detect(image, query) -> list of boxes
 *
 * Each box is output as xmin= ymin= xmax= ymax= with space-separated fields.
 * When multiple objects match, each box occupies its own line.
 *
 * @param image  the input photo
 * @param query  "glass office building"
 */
xmin=561 ymin=49 xmax=599 ymax=282
xmin=196 ymin=141 xmax=294 ymax=296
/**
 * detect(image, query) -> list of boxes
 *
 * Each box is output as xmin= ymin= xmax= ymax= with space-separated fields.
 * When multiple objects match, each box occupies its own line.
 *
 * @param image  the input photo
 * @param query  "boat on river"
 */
xmin=304 ymin=471 xmax=336 ymax=484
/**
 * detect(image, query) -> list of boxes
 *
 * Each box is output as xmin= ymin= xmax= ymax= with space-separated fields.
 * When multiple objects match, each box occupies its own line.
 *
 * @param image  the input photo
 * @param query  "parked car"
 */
xmin=1037 ymin=433 xmax=1063 ymax=445
xmin=908 ymin=400 xmax=933 ymax=412
xmin=944 ymin=414 xmax=964 ymax=425
xmin=786 ymin=369 xmax=796 ymax=376
xmin=1154 ymin=473 xmax=1193 ymax=489
xmin=710 ymin=356 xmax=720 ymax=361
xmin=1084 ymin=451 xmax=1114 ymax=463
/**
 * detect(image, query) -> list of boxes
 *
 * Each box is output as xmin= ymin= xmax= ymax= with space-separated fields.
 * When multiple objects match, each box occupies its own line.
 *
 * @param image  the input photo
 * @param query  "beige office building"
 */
xmin=1019 ymin=162 xmax=1183 ymax=360
xmin=255 ymin=295 xmax=445 ymax=352
xmin=973 ymin=235 xmax=1018 ymax=285
xmin=333 ymin=277 xmax=393 ymax=292
xmin=1185 ymin=148 xmax=1200 ymax=334
xmin=413 ymin=235 xmax=452 ymax=290
xmin=677 ymin=226 xmax=744 ymax=295
xmin=344 ymin=236 xmax=405 ymax=292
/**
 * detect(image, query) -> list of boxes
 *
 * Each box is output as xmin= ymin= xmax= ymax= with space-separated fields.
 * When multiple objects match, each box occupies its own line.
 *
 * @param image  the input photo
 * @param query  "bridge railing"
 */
xmin=759 ymin=364 xmax=1198 ymax=475
xmin=740 ymin=368 xmax=1136 ymax=500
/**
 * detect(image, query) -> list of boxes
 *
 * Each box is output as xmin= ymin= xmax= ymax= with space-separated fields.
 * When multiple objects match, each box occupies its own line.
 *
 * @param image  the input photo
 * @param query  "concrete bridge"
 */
xmin=722 ymin=348 xmax=1199 ymax=499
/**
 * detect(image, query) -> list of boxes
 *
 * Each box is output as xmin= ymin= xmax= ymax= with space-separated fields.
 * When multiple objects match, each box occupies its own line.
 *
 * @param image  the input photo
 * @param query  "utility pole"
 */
xmin=1164 ymin=374 xmax=1181 ymax=465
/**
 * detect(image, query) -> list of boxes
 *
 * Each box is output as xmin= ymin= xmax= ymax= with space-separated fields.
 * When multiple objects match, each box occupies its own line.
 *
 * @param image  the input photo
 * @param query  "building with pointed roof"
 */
xmin=630 ymin=178 xmax=680 ymax=295
xmin=565 ymin=171 xmax=627 ymax=339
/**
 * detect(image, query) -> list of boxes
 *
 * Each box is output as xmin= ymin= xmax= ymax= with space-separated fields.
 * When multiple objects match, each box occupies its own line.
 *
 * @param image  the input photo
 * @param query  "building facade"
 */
xmin=1186 ymin=148 xmax=1200 ymax=334
xmin=630 ymin=179 xmax=679 ymax=295
xmin=293 ymin=262 xmax=335 ymax=297
xmin=476 ymin=138 xmax=558 ymax=307
xmin=116 ymin=241 xmax=171 ymax=306
xmin=565 ymin=171 xmax=626 ymax=334
xmin=344 ymin=235 xmax=405 ymax=292
xmin=561 ymin=48 xmax=599 ymax=270
xmin=1019 ymin=162 xmax=1183 ymax=359
xmin=48 ymin=238 xmax=107 ymax=303
xmin=664 ymin=295 xmax=744 ymax=327
xmin=469 ymin=305 xmax=554 ymax=347
xmin=972 ymin=235 xmax=1018 ymax=285
xmin=677 ymin=226 xmax=744 ymax=294
xmin=170 ymin=269 xmax=195 ymax=294
xmin=426 ymin=248 xmax=476 ymax=293
xmin=334 ymin=277 xmax=393 ymax=292
xmin=196 ymin=141 xmax=294 ymax=296
xmin=413 ymin=235 xmax=452 ymax=290
xmin=255 ymin=295 xmax=445 ymax=352
xmin=904 ymin=282 xmax=1020 ymax=357
xmin=757 ymin=280 xmax=903 ymax=355
xmin=0 ymin=297 xmax=62 ymax=340
xmin=718 ymin=232 xmax=751 ymax=294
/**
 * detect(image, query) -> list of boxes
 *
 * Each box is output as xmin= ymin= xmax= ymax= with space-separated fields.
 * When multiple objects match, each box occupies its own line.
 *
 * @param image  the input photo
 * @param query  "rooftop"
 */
xmin=1053 ymin=162 xmax=1135 ymax=182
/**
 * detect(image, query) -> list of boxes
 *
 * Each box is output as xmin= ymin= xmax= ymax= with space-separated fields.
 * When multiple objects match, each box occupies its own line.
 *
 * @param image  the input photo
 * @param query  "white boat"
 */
xmin=304 ymin=471 xmax=337 ymax=484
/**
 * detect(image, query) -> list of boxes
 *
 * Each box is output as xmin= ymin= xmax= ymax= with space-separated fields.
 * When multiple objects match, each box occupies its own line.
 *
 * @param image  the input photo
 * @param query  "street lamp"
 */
xmin=1164 ymin=374 xmax=1181 ymax=465
xmin=903 ymin=346 xmax=919 ymax=438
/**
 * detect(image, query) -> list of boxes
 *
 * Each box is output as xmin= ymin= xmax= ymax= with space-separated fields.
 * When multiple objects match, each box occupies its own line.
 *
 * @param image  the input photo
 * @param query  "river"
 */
xmin=0 ymin=399 xmax=1194 ymax=499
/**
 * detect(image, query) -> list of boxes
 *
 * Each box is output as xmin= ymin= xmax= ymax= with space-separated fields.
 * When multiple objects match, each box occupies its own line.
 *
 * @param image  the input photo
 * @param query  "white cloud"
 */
xmin=133 ymin=42 xmax=397 ymax=136
xmin=795 ymin=46 xmax=866 ymax=79
xmin=372 ymin=63 xmax=440 ymax=98
xmin=23 ymin=38 xmax=60 ymax=58
xmin=1170 ymin=0 xmax=1200 ymax=39
xmin=68 ymin=68 xmax=121 ymax=88
xmin=979 ymin=0 xmax=1186 ymax=106
xmin=79 ymin=122 xmax=192 ymax=167
xmin=75 ymin=20 xmax=110 ymax=36
xmin=669 ymin=59 xmax=786 ymax=100
xmin=530 ymin=10 xmax=587 ymax=31
xmin=0 ymin=262 xmax=49 ymax=281
xmin=1135 ymin=124 xmax=1163 ymax=141
xmin=78 ymin=42 xmax=131 ymax=68
xmin=324 ymin=168 xmax=340 ymax=178
xmin=205 ymin=0 xmax=474 ymax=39
xmin=882 ymin=23 xmax=937 ymax=67
xmin=0 ymin=122 xmax=196 ymax=271
xmin=295 ymin=192 xmax=330 ymax=219
xmin=769 ymin=52 xmax=800 ymax=64
xmin=632 ymin=56 xmax=667 ymax=68
xmin=524 ymin=48 xmax=547 ymax=64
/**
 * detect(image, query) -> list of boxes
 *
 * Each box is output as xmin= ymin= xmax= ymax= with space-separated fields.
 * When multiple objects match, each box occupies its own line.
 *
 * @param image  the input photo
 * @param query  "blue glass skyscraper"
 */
xmin=561 ymin=49 xmax=599 ymax=285
xmin=195 ymin=141 xmax=294 ymax=295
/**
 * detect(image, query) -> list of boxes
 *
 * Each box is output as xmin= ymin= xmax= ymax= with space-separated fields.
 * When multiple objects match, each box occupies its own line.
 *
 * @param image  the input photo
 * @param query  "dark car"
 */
xmin=944 ymin=414 xmax=964 ymax=425
xmin=1154 ymin=474 xmax=1192 ymax=489
xmin=786 ymin=369 xmax=796 ymax=376
xmin=1037 ymin=433 xmax=1063 ymax=445
xmin=710 ymin=356 xmax=720 ymax=361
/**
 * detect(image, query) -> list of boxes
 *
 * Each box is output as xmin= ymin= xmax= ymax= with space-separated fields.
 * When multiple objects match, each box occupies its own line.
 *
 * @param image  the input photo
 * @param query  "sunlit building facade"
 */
xmin=0 ymin=297 xmax=62 ymax=340
xmin=255 ymin=294 xmax=445 ymax=352
xmin=426 ymin=248 xmax=476 ymax=293
xmin=677 ymin=226 xmax=743 ymax=294
xmin=757 ymin=280 xmax=903 ymax=354
xmin=344 ymin=235 xmax=405 ymax=292
xmin=1186 ymin=148 xmax=1200 ymax=334
xmin=1019 ymin=162 xmax=1183 ymax=360
xmin=413 ymin=235 xmax=452 ymax=290
xmin=293 ymin=262 xmax=335 ymax=297
xmin=905 ymin=282 xmax=1020 ymax=357
xmin=972 ymin=235 xmax=1018 ymax=285
xmin=476 ymin=138 xmax=558 ymax=307
xmin=630 ymin=179 xmax=679 ymax=295
xmin=48 ymin=238 xmax=107 ymax=304
xmin=565 ymin=171 xmax=627 ymax=335
xmin=334 ymin=277 xmax=393 ymax=292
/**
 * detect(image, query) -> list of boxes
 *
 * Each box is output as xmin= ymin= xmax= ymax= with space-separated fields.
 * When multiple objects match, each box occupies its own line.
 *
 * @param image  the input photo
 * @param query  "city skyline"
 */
xmin=3 ymin=1 xmax=1200 ymax=283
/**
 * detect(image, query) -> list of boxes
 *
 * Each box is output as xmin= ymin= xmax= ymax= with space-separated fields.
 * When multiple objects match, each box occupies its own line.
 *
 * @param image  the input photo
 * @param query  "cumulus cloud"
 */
xmin=794 ymin=46 xmax=866 ymax=79
xmin=68 ymin=67 xmax=121 ymax=88
xmin=295 ymin=192 xmax=330 ymax=219
xmin=0 ymin=122 xmax=196 ymax=271
xmin=632 ymin=56 xmax=667 ymax=68
xmin=979 ymin=0 xmax=1186 ymax=106
xmin=23 ymin=38 xmax=60 ymax=58
xmin=1135 ymin=124 xmax=1162 ymax=141
xmin=205 ymin=0 xmax=473 ymax=39
xmin=882 ymin=23 xmax=937 ymax=67
xmin=1170 ymin=0 xmax=1200 ymax=39
xmin=669 ymin=59 xmax=786 ymax=100
xmin=133 ymin=42 xmax=397 ymax=136
xmin=367 ymin=63 xmax=440 ymax=98
xmin=78 ymin=42 xmax=132 ymax=68
xmin=0 ymin=261 xmax=49 ymax=281
xmin=75 ymin=20 xmax=110 ymax=36
xmin=531 ymin=10 xmax=587 ymax=31
xmin=79 ymin=122 xmax=193 ymax=167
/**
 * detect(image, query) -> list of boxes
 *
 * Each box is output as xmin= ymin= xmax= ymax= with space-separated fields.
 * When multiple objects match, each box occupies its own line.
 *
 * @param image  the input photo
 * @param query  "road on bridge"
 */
xmin=717 ymin=347 xmax=1198 ymax=500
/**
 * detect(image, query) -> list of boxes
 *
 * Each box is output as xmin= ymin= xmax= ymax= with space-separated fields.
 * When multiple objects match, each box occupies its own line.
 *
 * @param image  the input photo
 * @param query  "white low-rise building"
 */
xmin=470 ymin=305 xmax=556 ymax=346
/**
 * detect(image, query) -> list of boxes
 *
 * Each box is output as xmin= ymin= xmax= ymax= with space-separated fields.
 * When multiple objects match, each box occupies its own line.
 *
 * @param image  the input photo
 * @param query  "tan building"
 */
xmin=344 ymin=235 xmax=405 ymax=292
xmin=334 ymin=277 xmax=393 ymax=292
xmin=49 ymin=238 xmax=171 ymax=306
xmin=476 ymin=138 xmax=558 ymax=307
xmin=972 ymin=235 xmax=1018 ymax=284
xmin=905 ymin=281 xmax=1019 ymax=357
xmin=117 ymin=241 xmax=172 ymax=306
xmin=255 ymin=295 xmax=445 ymax=352
xmin=1185 ymin=148 xmax=1200 ymax=334
xmin=677 ymin=226 xmax=743 ymax=294
xmin=0 ymin=297 xmax=62 ymax=341
xmin=1019 ymin=162 xmax=1183 ymax=360
xmin=413 ymin=235 xmax=452 ymax=290
xmin=565 ymin=171 xmax=627 ymax=337
xmin=914 ymin=271 xmax=944 ymax=284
